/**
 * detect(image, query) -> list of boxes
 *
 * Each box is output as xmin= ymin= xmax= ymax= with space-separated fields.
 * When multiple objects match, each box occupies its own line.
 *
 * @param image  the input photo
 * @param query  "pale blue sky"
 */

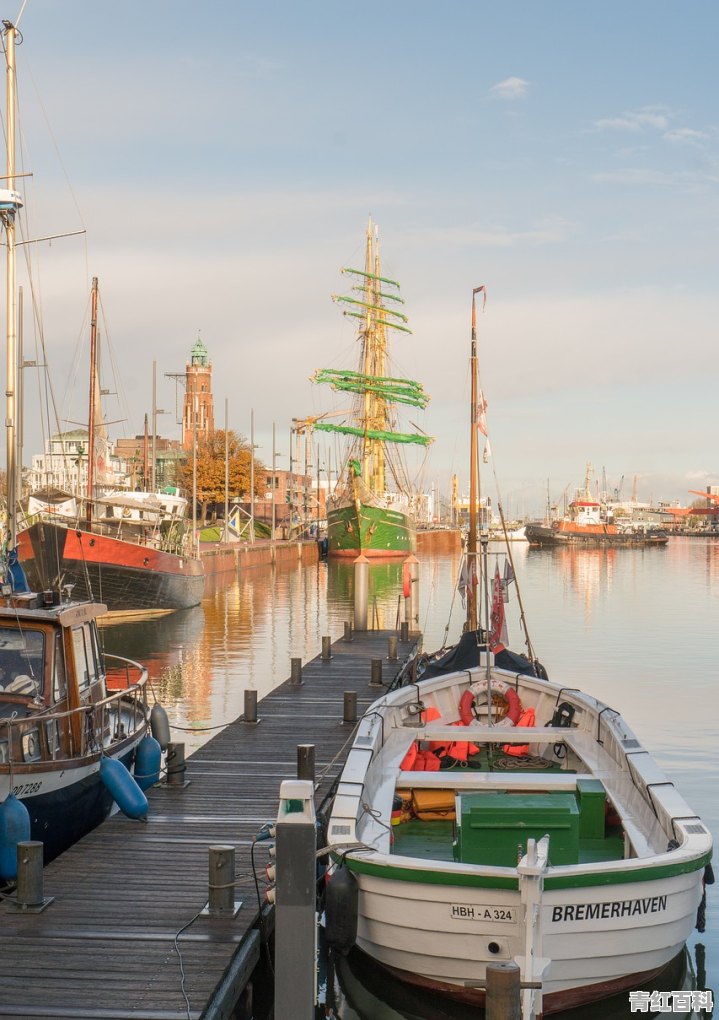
xmin=8 ymin=1 xmax=719 ymax=514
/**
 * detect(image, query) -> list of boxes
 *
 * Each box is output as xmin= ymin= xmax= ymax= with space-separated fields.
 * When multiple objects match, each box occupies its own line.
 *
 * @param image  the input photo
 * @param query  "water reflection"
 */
xmin=327 ymin=943 xmax=709 ymax=1019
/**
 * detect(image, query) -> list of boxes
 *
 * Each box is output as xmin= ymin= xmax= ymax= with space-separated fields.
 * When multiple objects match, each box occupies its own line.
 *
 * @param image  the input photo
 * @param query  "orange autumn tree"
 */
xmin=176 ymin=429 xmax=266 ymax=525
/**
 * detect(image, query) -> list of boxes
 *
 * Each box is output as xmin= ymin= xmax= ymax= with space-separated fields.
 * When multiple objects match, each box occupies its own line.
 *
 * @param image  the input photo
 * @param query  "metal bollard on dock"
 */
xmin=343 ymin=691 xmax=357 ymax=724
xmin=387 ymin=635 xmax=398 ymax=660
xmin=321 ymin=636 xmax=332 ymax=661
xmin=9 ymin=842 xmax=53 ymax=913
xmin=166 ymin=742 xmax=189 ymax=788
xmin=353 ymin=554 xmax=369 ymax=631
xmin=343 ymin=621 xmax=353 ymax=642
xmin=485 ymin=961 xmax=521 ymax=1020
xmin=296 ymin=744 xmax=315 ymax=783
xmin=370 ymin=657 xmax=383 ymax=687
xmin=290 ymin=657 xmax=303 ymax=685
xmin=400 ymin=621 xmax=409 ymax=642
xmin=242 ymin=689 xmax=258 ymax=724
xmin=206 ymin=844 xmax=242 ymax=917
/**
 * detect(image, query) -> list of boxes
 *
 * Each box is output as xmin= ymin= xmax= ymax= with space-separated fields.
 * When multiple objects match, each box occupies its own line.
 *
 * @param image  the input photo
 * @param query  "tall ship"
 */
xmin=17 ymin=279 xmax=205 ymax=616
xmin=312 ymin=218 xmax=432 ymax=558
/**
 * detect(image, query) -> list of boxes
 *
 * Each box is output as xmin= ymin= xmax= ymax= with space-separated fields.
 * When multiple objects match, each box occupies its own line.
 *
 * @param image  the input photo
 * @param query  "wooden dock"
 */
xmin=0 ymin=628 xmax=417 ymax=1020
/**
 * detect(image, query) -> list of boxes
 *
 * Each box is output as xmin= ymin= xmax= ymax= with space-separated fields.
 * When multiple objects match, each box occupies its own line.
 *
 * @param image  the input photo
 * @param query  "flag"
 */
xmin=489 ymin=564 xmax=508 ymax=651
xmin=457 ymin=555 xmax=477 ymax=609
xmin=477 ymin=391 xmax=488 ymax=437
xmin=502 ymin=560 xmax=515 ymax=602
xmin=483 ymin=439 xmax=491 ymax=463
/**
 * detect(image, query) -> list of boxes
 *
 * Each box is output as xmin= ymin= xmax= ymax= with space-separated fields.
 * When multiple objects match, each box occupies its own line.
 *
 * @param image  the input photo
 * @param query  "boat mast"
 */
xmin=86 ymin=276 xmax=99 ymax=524
xmin=467 ymin=287 xmax=482 ymax=633
xmin=3 ymin=21 xmax=20 ymax=550
xmin=360 ymin=218 xmax=375 ymax=489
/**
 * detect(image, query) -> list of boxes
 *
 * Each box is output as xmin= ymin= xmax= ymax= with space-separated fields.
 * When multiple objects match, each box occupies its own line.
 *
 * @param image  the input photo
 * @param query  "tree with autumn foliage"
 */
xmin=175 ymin=429 xmax=266 ymax=525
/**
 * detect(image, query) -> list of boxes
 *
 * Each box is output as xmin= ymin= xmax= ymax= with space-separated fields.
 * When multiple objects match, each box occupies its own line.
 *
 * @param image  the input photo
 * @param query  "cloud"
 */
xmin=490 ymin=77 xmax=530 ymax=100
xmin=593 ymin=106 xmax=670 ymax=132
xmin=663 ymin=127 xmax=709 ymax=144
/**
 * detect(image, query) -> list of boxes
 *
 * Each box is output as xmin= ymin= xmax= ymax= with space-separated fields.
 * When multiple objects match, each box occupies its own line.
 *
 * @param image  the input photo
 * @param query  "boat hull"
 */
xmin=350 ymin=852 xmax=703 ymax=1013
xmin=327 ymin=503 xmax=416 ymax=558
xmin=18 ymin=521 xmax=205 ymax=613
xmin=525 ymin=522 xmax=669 ymax=548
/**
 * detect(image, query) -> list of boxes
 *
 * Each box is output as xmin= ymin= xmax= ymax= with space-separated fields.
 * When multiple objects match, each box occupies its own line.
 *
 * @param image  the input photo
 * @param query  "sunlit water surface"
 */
xmin=102 ymin=537 xmax=718 ymax=1018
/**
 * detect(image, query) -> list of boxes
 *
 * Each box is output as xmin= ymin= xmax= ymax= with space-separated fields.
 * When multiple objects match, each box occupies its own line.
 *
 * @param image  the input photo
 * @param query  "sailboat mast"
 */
xmin=372 ymin=228 xmax=386 ymax=494
xmin=360 ymin=219 xmax=374 ymax=489
xmin=467 ymin=289 xmax=480 ymax=632
xmin=86 ymin=277 xmax=99 ymax=524
xmin=4 ymin=21 xmax=19 ymax=549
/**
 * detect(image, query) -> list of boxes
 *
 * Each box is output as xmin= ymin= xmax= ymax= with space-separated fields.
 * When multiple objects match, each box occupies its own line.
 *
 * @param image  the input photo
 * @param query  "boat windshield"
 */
xmin=0 ymin=627 xmax=44 ymax=697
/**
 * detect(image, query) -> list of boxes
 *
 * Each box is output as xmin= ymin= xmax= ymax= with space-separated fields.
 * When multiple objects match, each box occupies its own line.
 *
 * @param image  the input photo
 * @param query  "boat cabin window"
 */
xmin=0 ymin=627 xmax=44 ymax=697
xmin=71 ymin=623 xmax=102 ymax=691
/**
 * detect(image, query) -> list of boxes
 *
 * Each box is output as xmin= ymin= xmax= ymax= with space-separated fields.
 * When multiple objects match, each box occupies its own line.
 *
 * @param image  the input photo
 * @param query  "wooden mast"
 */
xmin=4 ymin=21 xmax=19 ymax=551
xmin=86 ymin=276 xmax=99 ymax=525
xmin=467 ymin=289 xmax=479 ymax=631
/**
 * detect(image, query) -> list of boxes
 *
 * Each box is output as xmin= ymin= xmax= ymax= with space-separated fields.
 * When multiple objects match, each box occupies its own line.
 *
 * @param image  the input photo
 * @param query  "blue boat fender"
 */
xmin=0 ymin=793 xmax=32 ymax=881
xmin=100 ymin=756 xmax=149 ymax=821
xmin=150 ymin=703 xmax=171 ymax=751
xmin=134 ymin=734 xmax=162 ymax=791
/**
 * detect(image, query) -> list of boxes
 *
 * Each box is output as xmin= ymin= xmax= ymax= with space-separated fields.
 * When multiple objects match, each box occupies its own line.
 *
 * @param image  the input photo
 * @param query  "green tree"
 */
xmin=176 ymin=429 xmax=266 ymax=525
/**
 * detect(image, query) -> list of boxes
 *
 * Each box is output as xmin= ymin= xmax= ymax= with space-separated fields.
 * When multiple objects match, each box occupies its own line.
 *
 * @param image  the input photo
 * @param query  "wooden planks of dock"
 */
xmin=0 ymin=627 xmax=418 ymax=1020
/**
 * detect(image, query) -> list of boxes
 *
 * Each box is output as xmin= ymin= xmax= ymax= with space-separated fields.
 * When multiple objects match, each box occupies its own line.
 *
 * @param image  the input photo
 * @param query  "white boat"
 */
xmin=324 ymin=289 xmax=712 ymax=1017
xmin=325 ymin=660 xmax=712 ymax=1015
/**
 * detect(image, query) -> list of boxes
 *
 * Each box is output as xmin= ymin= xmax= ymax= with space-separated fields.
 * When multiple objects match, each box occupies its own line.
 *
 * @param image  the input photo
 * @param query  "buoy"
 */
xmin=150 ymin=703 xmax=171 ymax=751
xmin=100 ymin=757 xmax=149 ymax=820
xmin=0 ymin=794 xmax=31 ymax=881
xmin=325 ymin=864 xmax=358 ymax=955
xmin=134 ymin=734 xmax=162 ymax=790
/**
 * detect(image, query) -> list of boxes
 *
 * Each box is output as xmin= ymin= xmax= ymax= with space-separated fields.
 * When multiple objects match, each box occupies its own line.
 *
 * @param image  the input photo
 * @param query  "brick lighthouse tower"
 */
xmin=182 ymin=336 xmax=215 ymax=450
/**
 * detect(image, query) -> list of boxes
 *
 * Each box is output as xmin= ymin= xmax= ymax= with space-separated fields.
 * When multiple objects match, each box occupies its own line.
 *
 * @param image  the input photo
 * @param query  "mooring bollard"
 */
xmin=400 ymin=621 xmax=409 ymax=642
xmin=207 ymin=844 xmax=241 ymax=916
xmin=321 ymin=636 xmax=332 ymax=661
xmin=486 ymin=961 xmax=521 ymax=1020
xmin=290 ymin=657 xmax=303 ymax=685
xmin=343 ymin=691 xmax=357 ymax=724
xmin=387 ymin=635 xmax=398 ymax=660
xmin=243 ymin=689 xmax=258 ymax=723
xmin=353 ymin=554 xmax=369 ymax=631
xmin=370 ymin=657 xmax=383 ymax=687
xmin=297 ymin=744 xmax=315 ymax=783
xmin=274 ymin=780 xmax=317 ymax=1020
xmin=406 ymin=554 xmax=420 ymax=626
xmin=166 ymin=742 xmax=187 ymax=787
xmin=13 ymin=841 xmax=53 ymax=912
xmin=343 ymin=621 xmax=353 ymax=642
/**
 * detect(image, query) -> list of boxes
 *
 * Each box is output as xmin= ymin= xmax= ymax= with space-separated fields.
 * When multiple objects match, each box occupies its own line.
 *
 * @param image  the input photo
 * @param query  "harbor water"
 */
xmin=102 ymin=537 xmax=718 ymax=1018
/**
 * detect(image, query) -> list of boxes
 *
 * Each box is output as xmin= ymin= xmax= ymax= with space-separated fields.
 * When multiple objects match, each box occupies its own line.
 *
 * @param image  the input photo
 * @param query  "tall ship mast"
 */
xmin=312 ymin=218 xmax=432 ymax=557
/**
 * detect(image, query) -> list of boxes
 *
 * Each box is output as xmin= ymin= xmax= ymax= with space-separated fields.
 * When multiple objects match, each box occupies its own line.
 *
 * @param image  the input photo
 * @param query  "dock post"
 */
xmin=406 ymin=554 xmax=420 ymax=627
xmin=370 ymin=658 xmax=383 ymax=687
xmin=297 ymin=744 xmax=315 ymax=783
xmin=343 ymin=621 xmax=353 ymax=642
xmin=274 ymin=780 xmax=317 ymax=1020
xmin=207 ymin=845 xmax=241 ymax=917
xmin=400 ymin=621 xmax=409 ymax=642
xmin=290 ymin=657 xmax=303 ymax=685
xmin=11 ymin=842 xmax=53 ymax=913
xmin=485 ymin=961 xmax=521 ymax=1019
xmin=321 ymin=636 xmax=332 ymax=661
xmin=387 ymin=635 xmax=398 ymax=660
xmin=343 ymin=691 xmax=357 ymax=724
xmin=353 ymin=554 xmax=369 ymax=631
xmin=243 ymin=689 xmax=258 ymax=723
xmin=166 ymin=742 xmax=188 ymax=787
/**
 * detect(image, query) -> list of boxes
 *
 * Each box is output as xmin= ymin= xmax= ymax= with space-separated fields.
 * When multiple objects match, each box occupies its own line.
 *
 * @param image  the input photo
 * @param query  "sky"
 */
xmin=4 ymin=0 xmax=719 ymax=518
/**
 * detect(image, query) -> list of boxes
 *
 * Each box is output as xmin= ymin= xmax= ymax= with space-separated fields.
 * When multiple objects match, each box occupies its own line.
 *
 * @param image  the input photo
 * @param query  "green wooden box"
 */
xmin=454 ymin=791 xmax=580 ymax=867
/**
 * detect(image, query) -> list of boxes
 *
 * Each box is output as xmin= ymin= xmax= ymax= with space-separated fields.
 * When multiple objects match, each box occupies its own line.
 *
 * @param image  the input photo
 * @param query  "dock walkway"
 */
xmin=0 ymin=628 xmax=416 ymax=1020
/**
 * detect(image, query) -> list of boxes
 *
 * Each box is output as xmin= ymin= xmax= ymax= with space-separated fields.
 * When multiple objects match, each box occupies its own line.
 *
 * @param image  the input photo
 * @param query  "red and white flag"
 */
xmin=477 ymin=390 xmax=488 ymax=437
xmin=489 ymin=564 xmax=508 ymax=651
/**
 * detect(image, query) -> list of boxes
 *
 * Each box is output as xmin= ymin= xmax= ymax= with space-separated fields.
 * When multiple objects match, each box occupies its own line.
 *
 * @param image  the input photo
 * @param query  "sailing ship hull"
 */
xmin=18 ymin=521 xmax=205 ymax=614
xmin=327 ymin=503 xmax=416 ymax=558
xmin=525 ymin=522 xmax=669 ymax=548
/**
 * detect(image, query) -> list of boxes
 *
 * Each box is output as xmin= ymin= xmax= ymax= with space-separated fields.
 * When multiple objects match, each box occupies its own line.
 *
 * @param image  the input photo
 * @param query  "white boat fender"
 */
xmin=325 ymin=864 xmax=358 ymax=956
xmin=458 ymin=677 xmax=522 ymax=727
xmin=150 ymin=702 xmax=171 ymax=750
xmin=0 ymin=793 xmax=31 ymax=882
xmin=100 ymin=756 xmax=149 ymax=821
xmin=134 ymin=734 xmax=162 ymax=791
